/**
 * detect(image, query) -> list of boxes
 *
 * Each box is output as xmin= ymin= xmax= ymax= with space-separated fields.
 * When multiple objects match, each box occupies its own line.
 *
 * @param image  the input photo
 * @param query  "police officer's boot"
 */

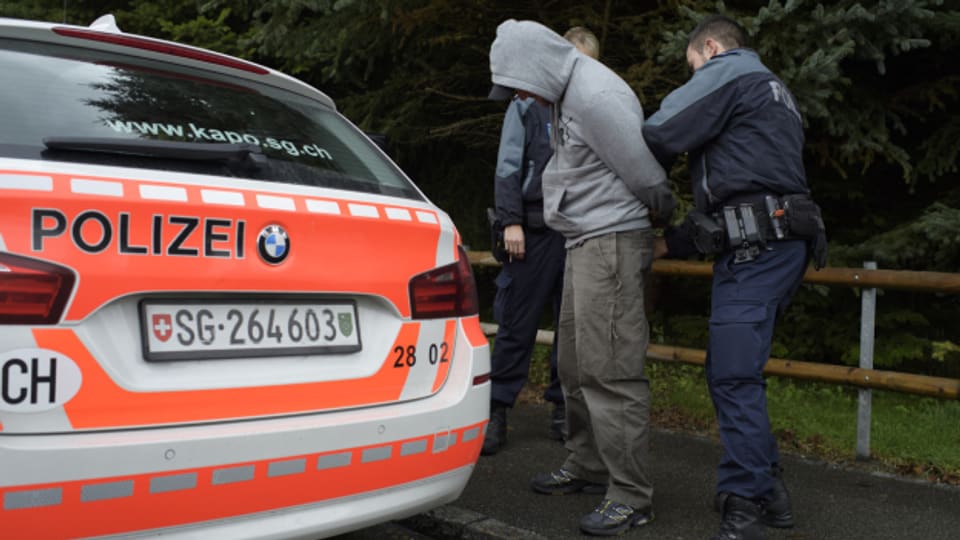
xmin=481 ymin=403 xmax=507 ymax=456
xmin=711 ymin=494 xmax=765 ymax=540
xmin=760 ymin=466 xmax=794 ymax=528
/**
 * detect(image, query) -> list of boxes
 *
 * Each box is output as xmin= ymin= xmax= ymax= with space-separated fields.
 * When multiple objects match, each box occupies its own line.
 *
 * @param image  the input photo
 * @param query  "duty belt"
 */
xmin=718 ymin=193 xmax=787 ymax=263
xmin=686 ymin=192 xmax=823 ymax=265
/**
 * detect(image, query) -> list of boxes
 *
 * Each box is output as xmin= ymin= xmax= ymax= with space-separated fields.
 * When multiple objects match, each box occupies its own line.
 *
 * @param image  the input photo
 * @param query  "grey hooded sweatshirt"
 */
xmin=489 ymin=19 xmax=675 ymax=248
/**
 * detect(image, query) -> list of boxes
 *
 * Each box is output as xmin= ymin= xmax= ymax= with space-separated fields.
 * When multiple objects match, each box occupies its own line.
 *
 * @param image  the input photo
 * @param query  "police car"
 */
xmin=0 ymin=14 xmax=490 ymax=539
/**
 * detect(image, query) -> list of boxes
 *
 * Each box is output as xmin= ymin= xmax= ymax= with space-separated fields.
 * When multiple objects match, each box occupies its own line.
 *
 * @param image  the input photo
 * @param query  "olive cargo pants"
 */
xmin=557 ymin=229 xmax=654 ymax=510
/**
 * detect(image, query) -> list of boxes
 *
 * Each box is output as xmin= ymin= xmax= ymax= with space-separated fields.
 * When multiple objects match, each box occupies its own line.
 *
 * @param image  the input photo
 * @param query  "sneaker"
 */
xmin=530 ymin=468 xmax=605 ymax=495
xmin=711 ymin=494 xmax=765 ymax=540
xmin=548 ymin=402 xmax=567 ymax=441
xmin=481 ymin=403 xmax=507 ymax=456
xmin=579 ymin=499 xmax=654 ymax=536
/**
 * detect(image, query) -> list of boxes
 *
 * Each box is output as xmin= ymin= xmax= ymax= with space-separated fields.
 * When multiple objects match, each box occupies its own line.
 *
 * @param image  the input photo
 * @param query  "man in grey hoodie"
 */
xmin=488 ymin=19 xmax=676 ymax=537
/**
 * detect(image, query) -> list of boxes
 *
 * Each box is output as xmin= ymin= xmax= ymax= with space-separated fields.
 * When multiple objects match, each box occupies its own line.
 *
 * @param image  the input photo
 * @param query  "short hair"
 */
xmin=687 ymin=14 xmax=747 ymax=52
xmin=563 ymin=26 xmax=600 ymax=59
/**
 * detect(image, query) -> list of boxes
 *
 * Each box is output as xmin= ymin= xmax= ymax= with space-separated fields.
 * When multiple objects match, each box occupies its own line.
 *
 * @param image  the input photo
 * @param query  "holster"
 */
xmin=684 ymin=210 xmax=725 ymax=255
xmin=781 ymin=194 xmax=828 ymax=270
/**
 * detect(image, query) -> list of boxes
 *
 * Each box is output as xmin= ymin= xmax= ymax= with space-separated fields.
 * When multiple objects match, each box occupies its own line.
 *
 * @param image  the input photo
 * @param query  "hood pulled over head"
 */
xmin=489 ymin=19 xmax=578 ymax=104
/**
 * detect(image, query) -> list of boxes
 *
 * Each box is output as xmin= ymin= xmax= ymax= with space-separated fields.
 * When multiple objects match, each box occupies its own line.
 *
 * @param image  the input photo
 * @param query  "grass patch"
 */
xmin=519 ymin=343 xmax=960 ymax=485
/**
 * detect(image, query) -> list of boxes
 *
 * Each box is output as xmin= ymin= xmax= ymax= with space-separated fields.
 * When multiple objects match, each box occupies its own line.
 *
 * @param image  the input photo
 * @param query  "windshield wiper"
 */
xmin=43 ymin=137 xmax=267 ymax=168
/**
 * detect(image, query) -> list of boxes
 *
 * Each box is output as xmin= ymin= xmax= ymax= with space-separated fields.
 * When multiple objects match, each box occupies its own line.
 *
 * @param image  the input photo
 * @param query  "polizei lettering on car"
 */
xmin=31 ymin=208 xmax=247 ymax=258
xmin=0 ymin=14 xmax=490 ymax=540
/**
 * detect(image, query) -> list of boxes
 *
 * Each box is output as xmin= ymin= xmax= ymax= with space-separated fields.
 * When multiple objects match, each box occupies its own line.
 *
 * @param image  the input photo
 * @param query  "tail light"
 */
xmin=0 ymin=254 xmax=75 ymax=324
xmin=52 ymin=27 xmax=270 ymax=75
xmin=409 ymin=246 xmax=479 ymax=319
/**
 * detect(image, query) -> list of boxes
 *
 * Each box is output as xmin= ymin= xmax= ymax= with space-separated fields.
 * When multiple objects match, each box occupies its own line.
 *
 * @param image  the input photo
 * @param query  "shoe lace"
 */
xmin=551 ymin=469 xmax=576 ymax=484
xmin=593 ymin=500 xmax=633 ymax=523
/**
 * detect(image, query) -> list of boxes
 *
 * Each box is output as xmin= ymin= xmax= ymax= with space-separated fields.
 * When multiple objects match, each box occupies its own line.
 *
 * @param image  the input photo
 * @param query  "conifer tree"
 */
xmin=3 ymin=0 xmax=956 ymax=372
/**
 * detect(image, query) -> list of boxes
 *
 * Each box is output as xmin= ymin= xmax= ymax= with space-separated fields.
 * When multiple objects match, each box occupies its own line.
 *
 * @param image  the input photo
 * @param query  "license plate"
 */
xmin=140 ymin=299 xmax=361 ymax=361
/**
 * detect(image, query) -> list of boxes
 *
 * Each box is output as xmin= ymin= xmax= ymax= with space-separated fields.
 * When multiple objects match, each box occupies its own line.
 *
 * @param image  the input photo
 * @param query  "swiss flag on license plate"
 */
xmin=152 ymin=313 xmax=173 ymax=342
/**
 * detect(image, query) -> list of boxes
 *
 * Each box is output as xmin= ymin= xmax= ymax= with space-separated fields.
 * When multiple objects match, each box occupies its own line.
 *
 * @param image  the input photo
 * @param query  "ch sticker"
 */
xmin=0 ymin=349 xmax=82 ymax=412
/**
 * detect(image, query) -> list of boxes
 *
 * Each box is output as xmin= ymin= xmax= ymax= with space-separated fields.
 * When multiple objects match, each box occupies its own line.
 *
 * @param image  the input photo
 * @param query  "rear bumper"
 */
xmin=0 ymin=323 xmax=490 ymax=539
xmin=117 ymin=465 xmax=475 ymax=540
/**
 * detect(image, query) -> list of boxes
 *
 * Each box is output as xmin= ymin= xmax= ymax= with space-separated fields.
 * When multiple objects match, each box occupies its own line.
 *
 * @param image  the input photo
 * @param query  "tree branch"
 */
xmin=424 ymin=87 xmax=490 ymax=102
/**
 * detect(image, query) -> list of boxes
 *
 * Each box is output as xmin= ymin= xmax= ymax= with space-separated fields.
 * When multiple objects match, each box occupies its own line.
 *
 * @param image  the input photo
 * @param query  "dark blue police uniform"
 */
xmin=643 ymin=48 xmax=812 ymax=501
xmin=490 ymin=96 xmax=565 ymax=409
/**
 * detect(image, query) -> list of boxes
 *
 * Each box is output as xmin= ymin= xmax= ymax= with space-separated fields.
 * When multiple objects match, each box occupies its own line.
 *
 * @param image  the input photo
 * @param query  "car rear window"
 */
xmin=0 ymin=38 xmax=421 ymax=199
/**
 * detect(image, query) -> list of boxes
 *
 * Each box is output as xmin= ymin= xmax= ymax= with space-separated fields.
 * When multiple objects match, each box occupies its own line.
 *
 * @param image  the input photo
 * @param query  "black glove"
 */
xmin=638 ymin=183 xmax=677 ymax=228
xmin=663 ymin=223 xmax=699 ymax=259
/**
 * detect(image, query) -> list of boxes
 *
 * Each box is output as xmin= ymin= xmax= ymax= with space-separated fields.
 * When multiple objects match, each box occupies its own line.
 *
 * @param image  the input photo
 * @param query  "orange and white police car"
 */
xmin=0 ymin=14 xmax=490 ymax=539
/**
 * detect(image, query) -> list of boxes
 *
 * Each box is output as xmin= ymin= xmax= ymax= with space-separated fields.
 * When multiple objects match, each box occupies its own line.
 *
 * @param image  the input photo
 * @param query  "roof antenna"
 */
xmin=89 ymin=14 xmax=122 ymax=33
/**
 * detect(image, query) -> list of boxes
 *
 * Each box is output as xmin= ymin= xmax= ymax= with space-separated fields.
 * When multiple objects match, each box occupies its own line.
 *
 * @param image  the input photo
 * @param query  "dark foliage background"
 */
xmin=4 ymin=0 xmax=958 ymax=375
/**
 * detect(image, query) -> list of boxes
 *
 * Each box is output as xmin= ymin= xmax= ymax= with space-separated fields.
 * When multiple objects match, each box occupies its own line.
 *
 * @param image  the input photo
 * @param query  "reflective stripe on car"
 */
xmin=1 ymin=173 xmax=439 ymax=226
xmin=2 ymin=170 xmax=446 ymax=322
xmin=0 ymin=421 xmax=484 ymax=538
xmin=28 ymin=323 xmax=455 ymax=429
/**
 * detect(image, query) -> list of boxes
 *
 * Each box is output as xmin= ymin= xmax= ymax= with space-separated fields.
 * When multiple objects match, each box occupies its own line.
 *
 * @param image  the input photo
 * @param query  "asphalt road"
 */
xmin=396 ymin=401 xmax=960 ymax=540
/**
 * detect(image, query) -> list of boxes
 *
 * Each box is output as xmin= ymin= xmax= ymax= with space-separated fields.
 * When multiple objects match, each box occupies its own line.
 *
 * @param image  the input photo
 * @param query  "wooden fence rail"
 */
xmin=468 ymin=251 xmax=960 ymax=294
xmin=467 ymin=251 xmax=960 ymax=401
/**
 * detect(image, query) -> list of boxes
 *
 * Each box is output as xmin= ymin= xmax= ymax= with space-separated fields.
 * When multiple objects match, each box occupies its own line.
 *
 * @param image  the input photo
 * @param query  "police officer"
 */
xmin=643 ymin=14 xmax=825 ymax=540
xmin=482 ymin=88 xmax=566 ymax=455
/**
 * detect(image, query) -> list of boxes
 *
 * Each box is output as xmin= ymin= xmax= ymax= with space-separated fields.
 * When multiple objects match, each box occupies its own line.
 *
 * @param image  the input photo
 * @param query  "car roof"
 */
xmin=0 ymin=15 xmax=336 ymax=110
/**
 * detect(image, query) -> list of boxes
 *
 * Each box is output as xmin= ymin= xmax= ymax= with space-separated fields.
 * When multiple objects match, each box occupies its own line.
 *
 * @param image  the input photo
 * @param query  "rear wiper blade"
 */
xmin=43 ymin=137 xmax=267 ymax=167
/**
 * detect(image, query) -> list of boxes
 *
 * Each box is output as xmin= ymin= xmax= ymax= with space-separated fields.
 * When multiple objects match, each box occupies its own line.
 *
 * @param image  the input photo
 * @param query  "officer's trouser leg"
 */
xmin=543 ymin=248 xmax=565 ymax=404
xmin=490 ymin=229 xmax=566 ymax=406
xmin=706 ymin=241 xmax=807 ymax=500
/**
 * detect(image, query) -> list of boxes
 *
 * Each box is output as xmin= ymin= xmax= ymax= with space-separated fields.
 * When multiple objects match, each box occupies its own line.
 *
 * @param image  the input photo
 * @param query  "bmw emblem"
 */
xmin=257 ymin=225 xmax=289 ymax=264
